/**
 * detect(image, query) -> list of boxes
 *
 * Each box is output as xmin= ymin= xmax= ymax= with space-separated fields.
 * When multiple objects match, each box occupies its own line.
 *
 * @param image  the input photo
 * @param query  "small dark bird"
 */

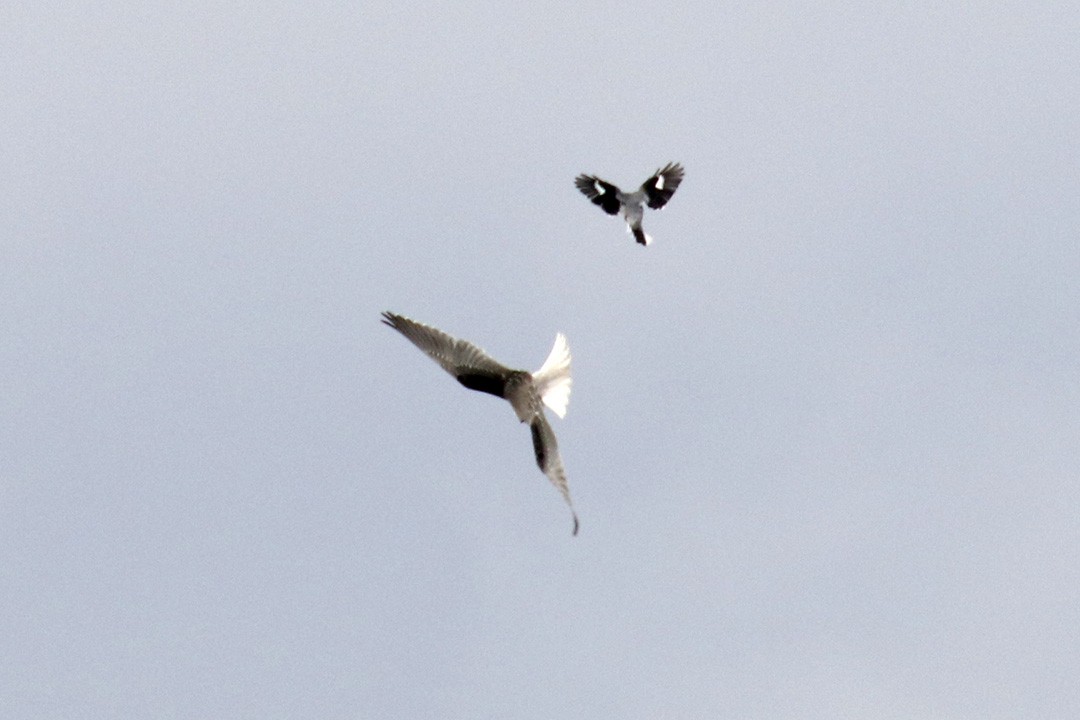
xmin=381 ymin=311 xmax=578 ymax=535
xmin=575 ymin=162 xmax=685 ymax=246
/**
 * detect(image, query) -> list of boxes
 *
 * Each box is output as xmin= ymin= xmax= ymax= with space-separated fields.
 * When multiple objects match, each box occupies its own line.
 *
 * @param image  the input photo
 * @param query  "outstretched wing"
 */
xmin=381 ymin=312 xmax=513 ymax=393
xmin=575 ymin=174 xmax=622 ymax=215
xmin=641 ymin=162 xmax=684 ymax=209
xmin=530 ymin=414 xmax=579 ymax=535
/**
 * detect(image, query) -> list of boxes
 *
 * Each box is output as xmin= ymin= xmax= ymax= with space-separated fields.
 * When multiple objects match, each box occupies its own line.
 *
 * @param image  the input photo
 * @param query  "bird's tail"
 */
xmin=629 ymin=223 xmax=652 ymax=246
xmin=533 ymin=333 xmax=572 ymax=418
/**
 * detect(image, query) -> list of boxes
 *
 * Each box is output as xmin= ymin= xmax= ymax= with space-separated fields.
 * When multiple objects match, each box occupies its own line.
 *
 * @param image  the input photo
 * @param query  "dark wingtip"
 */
xmin=572 ymin=512 xmax=580 ymax=536
xmin=380 ymin=310 xmax=397 ymax=327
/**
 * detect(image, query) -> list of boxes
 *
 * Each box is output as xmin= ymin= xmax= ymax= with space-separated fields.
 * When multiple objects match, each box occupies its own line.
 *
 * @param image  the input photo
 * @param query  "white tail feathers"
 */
xmin=533 ymin=333 xmax=572 ymax=418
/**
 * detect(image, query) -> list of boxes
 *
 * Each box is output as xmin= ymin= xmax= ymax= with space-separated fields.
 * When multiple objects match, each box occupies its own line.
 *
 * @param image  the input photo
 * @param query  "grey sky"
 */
xmin=3 ymin=2 xmax=1079 ymax=718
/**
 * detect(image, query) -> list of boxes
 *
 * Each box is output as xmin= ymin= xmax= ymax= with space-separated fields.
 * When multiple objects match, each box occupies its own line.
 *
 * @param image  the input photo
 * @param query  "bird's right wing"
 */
xmin=641 ymin=161 xmax=685 ymax=209
xmin=574 ymin=174 xmax=622 ymax=215
xmin=530 ymin=414 xmax=579 ymax=536
xmin=381 ymin=312 xmax=512 ymax=379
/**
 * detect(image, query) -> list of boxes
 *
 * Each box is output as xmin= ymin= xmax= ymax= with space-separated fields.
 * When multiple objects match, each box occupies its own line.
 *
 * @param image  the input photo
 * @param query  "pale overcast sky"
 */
xmin=3 ymin=2 xmax=1079 ymax=718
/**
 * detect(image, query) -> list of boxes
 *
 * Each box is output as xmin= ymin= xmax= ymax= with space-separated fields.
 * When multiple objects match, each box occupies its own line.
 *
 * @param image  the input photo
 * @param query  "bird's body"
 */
xmin=381 ymin=311 xmax=578 ymax=535
xmin=575 ymin=162 xmax=685 ymax=246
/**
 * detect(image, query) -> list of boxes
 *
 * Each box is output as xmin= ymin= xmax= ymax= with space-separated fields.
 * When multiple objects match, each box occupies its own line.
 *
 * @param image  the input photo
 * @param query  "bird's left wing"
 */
xmin=575 ymin=174 xmax=622 ymax=215
xmin=381 ymin=312 xmax=512 ymax=379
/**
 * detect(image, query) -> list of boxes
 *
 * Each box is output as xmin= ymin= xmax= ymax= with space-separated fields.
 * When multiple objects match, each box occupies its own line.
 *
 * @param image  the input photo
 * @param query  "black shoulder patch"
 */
xmin=599 ymin=193 xmax=621 ymax=215
xmin=456 ymin=373 xmax=506 ymax=397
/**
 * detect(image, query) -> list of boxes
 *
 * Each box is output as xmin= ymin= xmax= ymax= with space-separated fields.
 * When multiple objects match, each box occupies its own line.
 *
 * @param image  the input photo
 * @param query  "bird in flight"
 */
xmin=381 ymin=311 xmax=578 ymax=535
xmin=575 ymin=162 xmax=685 ymax=246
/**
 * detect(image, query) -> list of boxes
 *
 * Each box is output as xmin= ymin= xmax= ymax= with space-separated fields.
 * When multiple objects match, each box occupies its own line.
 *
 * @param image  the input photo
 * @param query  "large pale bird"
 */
xmin=575 ymin=161 xmax=685 ymax=246
xmin=381 ymin=311 xmax=578 ymax=535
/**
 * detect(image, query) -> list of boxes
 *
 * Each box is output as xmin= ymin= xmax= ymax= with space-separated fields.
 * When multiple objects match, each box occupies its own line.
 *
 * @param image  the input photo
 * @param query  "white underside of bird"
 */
xmin=616 ymin=194 xmax=650 ymax=246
